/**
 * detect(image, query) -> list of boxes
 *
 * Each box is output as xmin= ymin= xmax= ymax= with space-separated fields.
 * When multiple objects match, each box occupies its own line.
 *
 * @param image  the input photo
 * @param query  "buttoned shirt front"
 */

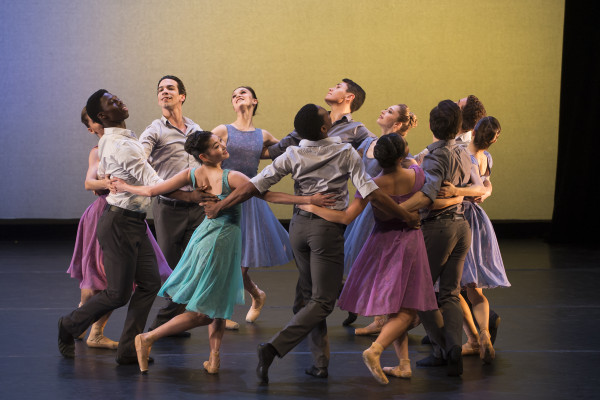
xmin=252 ymin=137 xmax=379 ymax=210
xmin=139 ymin=116 xmax=201 ymax=192
xmin=98 ymin=128 xmax=164 ymax=212
xmin=267 ymin=113 xmax=376 ymax=159
xmin=419 ymin=139 xmax=473 ymax=219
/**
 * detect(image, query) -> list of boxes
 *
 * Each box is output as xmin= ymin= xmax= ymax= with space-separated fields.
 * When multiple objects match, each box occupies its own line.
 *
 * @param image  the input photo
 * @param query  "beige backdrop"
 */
xmin=0 ymin=0 xmax=564 ymax=220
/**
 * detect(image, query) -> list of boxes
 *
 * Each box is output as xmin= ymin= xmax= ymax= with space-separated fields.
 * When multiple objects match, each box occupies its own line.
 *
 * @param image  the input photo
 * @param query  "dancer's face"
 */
xmin=99 ymin=92 xmax=129 ymax=123
xmin=201 ymin=134 xmax=229 ymax=163
xmin=231 ymin=87 xmax=257 ymax=111
xmin=85 ymin=115 xmax=104 ymax=136
xmin=324 ymin=82 xmax=349 ymax=105
xmin=157 ymin=78 xmax=185 ymax=109
xmin=318 ymin=106 xmax=332 ymax=135
xmin=376 ymin=105 xmax=402 ymax=134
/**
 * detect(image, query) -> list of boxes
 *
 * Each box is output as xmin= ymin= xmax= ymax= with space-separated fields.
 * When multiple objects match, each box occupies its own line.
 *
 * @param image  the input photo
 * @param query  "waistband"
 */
xmin=421 ymin=212 xmax=465 ymax=224
xmin=293 ymin=208 xmax=324 ymax=220
xmin=157 ymin=196 xmax=201 ymax=208
xmin=106 ymin=205 xmax=146 ymax=220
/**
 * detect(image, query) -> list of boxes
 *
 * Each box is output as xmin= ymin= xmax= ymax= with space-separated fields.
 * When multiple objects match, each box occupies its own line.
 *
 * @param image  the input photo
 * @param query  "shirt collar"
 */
xmin=299 ymin=136 xmax=342 ymax=147
xmin=331 ymin=113 xmax=352 ymax=127
xmin=427 ymin=138 xmax=456 ymax=152
xmin=161 ymin=115 xmax=192 ymax=132
xmin=103 ymin=127 xmax=137 ymax=139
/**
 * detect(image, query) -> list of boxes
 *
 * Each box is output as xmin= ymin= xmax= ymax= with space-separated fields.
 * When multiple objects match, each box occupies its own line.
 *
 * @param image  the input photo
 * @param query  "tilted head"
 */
xmin=473 ymin=116 xmax=501 ymax=150
xmin=374 ymin=133 xmax=408 ymax=169
xmin=429 ymin=100 xmax=462 ymax=141
xmin=294 ymin=104 xmax=332 ymax=141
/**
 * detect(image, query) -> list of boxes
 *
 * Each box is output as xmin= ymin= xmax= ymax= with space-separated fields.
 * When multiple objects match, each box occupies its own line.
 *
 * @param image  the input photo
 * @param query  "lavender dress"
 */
xmin=67 ymin=194 xmax=172 ymax=290
xmin=461 ymin=152 xmax=510 ymax=289
xmin=338 ymin=165 xmax=437 ymax=315
xmin=221 ymin=125 xmax=294 ymax=268
xmin=343 ymin=137 xmax=382 ymax=276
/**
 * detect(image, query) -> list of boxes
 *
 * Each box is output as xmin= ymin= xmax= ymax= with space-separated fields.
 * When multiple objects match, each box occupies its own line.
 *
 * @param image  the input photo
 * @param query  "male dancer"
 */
xmin=202 ymin=104 xmax=418 ymax=383
xmin=456 ymin=95 xmax=487 ymax=144
xmin=400 ymin=100 xmax=486 ymax=376
xmin=58 ymin=90 xmax=200 ymax=363
xmin=139 ymin=76 xmax=228 ymax=332
xmin=266 ymin=78 xmax=376 ymax=159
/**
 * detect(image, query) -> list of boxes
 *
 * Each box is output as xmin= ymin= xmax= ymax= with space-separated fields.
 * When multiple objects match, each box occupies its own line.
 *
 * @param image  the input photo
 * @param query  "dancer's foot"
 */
xmin=355 ymin=315 xmax=387 ymax=336
xmin=134 ymin=334 xmax=152 ymax=374
xmin=225 ymin=319 xmax=239 ymax=330
xmin=58 ymin=317 xmax=75 ymax=358
xmin=87 ymin=334 xmax=118 ymax=350
xmin=342 ymin=312 xmax=358 ymax=326
xmin=256 ymin=342 xmax=277 ymax=384
xmin=362 ymin=342 xmax=388 ymax=385
xmin=446 ymin=345 xmax=463 ymax=376
xmin=479 ymin=329 xmax=495 ymax=364
xmin=305 ymin=365 xmax=328 ymax=378
xmin=416 ymin=354 xmax=446 ymax=367
xmin=203 ymin=350 xmax=220 ymax=374
xmin=461 ymin=341 xmax=480 ymax=356
xmin=246 ymin=290 xmax=266 ymax=323
xmin=383 ymin=358 xmax=412 ymax=379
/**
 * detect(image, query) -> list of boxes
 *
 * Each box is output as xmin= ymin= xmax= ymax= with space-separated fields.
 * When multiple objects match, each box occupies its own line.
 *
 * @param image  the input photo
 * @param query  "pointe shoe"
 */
xmin=203 ymin=350 xmax=220 ymax=374
xmin=383 ymin=358 xmax=412 ymax=379
xmin=362 ymin=342 xmax=388 ymax=385
xmin=225 ymin=319 xmax=240 ymax=330
xmin=461 ymin=341 xmax=480 ymax=356
xmin=87 ymin=334 xmax=119 ymax=350
xmin=479 ymin=329 xmax=495 ymax=364
xmin=134 ymin=334 xmax=152 ymax=374
xmin=246 ymin=290 xmax=266 ymax=323
xmin=355 ymin=315 xmax=387 ymax=336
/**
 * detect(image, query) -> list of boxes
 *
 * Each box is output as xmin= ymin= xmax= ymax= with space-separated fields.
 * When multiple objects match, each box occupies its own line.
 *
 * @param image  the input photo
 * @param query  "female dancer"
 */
xmin=345 ymin=104 xmax=418 ymax=335
xmin=67 ymin=108 xmax=171 ymax=349
xmin=439 ymin=116 xmax=509 ymax=364
xmin=299 ymin=134 xmax=437 ymax=384
xmin=113 ymin=131 xmax=332 ymax=374
xmin=212 ymin=86 xmax=293 ymax=325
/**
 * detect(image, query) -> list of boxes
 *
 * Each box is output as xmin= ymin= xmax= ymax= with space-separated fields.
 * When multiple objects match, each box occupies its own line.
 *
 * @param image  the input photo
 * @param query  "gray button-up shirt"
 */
xmin=139 ymin=116 xmax=201 ymax=192
xmin=252 ymin=137 xmax=379 ymax=210
xmin=420 ymin=139 xmax=473 ymax=219
xmin=267 ymin=113 xmax=376 ymax=160
xmin=98 ymin=128 xmax=164 ymax=212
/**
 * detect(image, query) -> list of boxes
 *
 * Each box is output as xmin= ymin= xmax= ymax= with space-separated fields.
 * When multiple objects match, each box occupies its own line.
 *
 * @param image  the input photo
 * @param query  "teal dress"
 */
xmin=158 ymin=168 xmax=245 ymax=319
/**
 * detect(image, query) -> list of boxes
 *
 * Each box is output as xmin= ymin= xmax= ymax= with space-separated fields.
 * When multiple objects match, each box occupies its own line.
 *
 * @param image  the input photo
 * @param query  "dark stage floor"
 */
xmin=0 ymin=238 xmax=598 ymax=399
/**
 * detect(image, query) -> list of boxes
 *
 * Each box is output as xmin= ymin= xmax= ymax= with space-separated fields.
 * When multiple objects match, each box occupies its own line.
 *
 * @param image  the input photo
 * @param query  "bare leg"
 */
xmin=135 ymin=311 xmax=213 ymax=373
xmin=79 ymin=289 xmax=117 ymax=347
xmin=459 ymin=293 xmax=479 ymax=355
xmin=467 ymin=287 xmax=495 ymax=363
xmin=204 ymin=319 xmax=225 ymax=374
xmin=243 ymin=266 xmax=266 ymax=323
xmin=383 ymin=333 xmax=412 ymax=378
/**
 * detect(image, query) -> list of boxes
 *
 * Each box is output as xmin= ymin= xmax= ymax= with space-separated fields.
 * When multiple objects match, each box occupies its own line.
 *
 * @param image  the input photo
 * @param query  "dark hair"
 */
xmin=473 ymin=116 xmax=501 ymax=150
xmin=86 ymin=89 xmax=109 ymax=125
xmin=235 ymin=86 xmax=258 ymax=116
xmin=461 ymin=95 xmax=486 ymax=131
xmin=157 ymin=75 xmax=186 ymax=104
xmin=342 ymin=78 xmax=366 ymax=112
xmin=394 ymin=104 xmax=418 ymax=135
xmin=429 ymin=100 xmax=462 ymax=140
xmin=81 ymin=106 xmax=90 ymax=128
xmin=294 ymin=104 xmax=324 ymax=141
xmin=374 ymin=133 xmax=407 ymax=168
xmin=184 ymin=131 xmax=215 ymax=163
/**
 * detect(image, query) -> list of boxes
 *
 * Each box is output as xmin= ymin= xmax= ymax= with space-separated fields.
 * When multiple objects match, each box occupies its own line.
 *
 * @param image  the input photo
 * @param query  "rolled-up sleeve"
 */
xmin=121 ymin=142 xmax=163 ymax=187
xmin=346 ymin=149 xmax=378 ymax=198
xmin=420 ymin=155 xmax=444 ymax=203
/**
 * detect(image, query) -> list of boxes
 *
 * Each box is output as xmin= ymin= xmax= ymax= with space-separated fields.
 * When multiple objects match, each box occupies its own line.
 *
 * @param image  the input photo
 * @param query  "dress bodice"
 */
xmin=470 ymin=151 xmax=493 ymax=183
xmin=356 ymin=136 xmax=383 ymax=177
xmin=221 ymin=124 xmax=263 ymax=178
xmin=190 ymin=167 xmax=241 ymax=224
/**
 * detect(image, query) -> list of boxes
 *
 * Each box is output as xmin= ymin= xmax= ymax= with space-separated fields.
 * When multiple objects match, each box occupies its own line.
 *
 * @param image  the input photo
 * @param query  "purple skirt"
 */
xmin=338 ymin=220 xmax=438 ymax=316
xmin=67 ymin=195 xmax=172 ymax=290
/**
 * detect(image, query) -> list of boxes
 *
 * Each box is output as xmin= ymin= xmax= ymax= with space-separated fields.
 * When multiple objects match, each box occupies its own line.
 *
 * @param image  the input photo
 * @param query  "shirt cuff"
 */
xmin=355 ymin=180 xmax=379 ymax=198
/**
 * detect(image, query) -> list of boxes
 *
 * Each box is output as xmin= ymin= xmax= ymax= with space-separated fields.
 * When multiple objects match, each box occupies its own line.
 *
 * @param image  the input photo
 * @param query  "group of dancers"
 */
xmin=57 ymin=75 xmax=510 ymax=385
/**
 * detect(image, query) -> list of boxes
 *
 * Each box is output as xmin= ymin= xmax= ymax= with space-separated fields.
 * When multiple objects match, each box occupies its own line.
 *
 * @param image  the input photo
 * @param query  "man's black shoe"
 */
xmin=446 ymin=345 xmax=463 ymax=376
xmin=305 ymin=365 xmax=328 ymax=378
xmin=416 ymin=354 xmax=446 ymax=367
xmin=116 ymin=355 xmax=154 ymax=365
xmin=489 ymin=313 xmax=501 ymax=345
xmin=58 ymin=317 xmax=75 ymax=358
xmin=256 ymin=343 xmax=277 ymax=384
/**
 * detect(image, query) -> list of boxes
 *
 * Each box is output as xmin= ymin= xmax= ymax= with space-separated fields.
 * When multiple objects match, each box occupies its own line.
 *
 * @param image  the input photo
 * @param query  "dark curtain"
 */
xmin=550 ymin=0 xmax=599 ymax=244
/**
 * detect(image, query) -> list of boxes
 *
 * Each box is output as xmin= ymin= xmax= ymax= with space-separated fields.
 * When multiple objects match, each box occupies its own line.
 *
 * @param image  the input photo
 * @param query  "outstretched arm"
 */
xmin=113 ymin=168 xmax=192 ymax=197
xmin=366 ymin=189 xmax=420 ymax=228
xmin=298 ymin=197 xmax=368 ymax=225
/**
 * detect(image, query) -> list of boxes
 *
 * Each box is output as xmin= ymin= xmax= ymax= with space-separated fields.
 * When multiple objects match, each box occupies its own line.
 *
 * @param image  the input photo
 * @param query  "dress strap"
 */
xmin=221 ymin=169 xmax=231 ymax=194
xmin=190 ymin=167 xmax=198 ymax=189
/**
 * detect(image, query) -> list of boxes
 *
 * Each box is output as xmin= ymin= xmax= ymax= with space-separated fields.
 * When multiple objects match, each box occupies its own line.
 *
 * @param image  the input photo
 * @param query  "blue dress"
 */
xmin=221 ymin=124 xmax=294 ymax=268
xmin=343 ymin=136 xmax=382 ymax=276
xmin=461 ymin=152 xmax=511 ymax=289
xmin=158 ymin=168 xmax=245 ymax=319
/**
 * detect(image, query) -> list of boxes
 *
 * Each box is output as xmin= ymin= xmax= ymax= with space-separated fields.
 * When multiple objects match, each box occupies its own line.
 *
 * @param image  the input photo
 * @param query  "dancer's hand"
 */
xmin=189 ymin=188 xmax=219 ymax=204
xmin=202 ymin=201 xmax=222 ymax=219
xmin=406 ymin=211 xmax=421 ymax=229
xmin=309 ymin=193 xmax=336 ymax=207
xmin=438 ymin=181 xmax=457 ymax=198
xmin=110 ymin=177 xmax=128 ymax=193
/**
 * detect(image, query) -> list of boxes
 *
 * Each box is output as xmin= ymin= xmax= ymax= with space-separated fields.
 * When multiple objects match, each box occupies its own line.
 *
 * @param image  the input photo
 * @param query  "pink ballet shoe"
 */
xmin=246 ymin=290 xmax=266 ymax=323
xmin=355 ymin=315 xmax=387 ymax=336
xmin=479 ymin=329 xmax=495 ymax=364
xmin=225 ymin=319 xmax=239 ymax=330
xmin=203 ymin=350 xmax=220 ymax=374
xmin=362 ymin=342 xmax=388 ymax=385
xmin=461 ymin=341 xmax=480 ymax=356
xmin=135 ymin=334 xmax=152 ymax=374
xmin=383 ymin=358 xmax=412 ymax=378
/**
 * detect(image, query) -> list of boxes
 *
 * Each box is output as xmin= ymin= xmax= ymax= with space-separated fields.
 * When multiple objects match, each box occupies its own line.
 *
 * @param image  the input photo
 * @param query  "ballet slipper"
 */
xmin=355 ymin=315 xmax=387 ymax=336
xmin=362 ymin=342 xmax=388 ymax=385
xmin=86 ymin=320 xmax=118 ymax=349
xmin=461 ymin=341 xmax=480 ymax=356
xmin=225 ymin=319 xmax=240 ymax=330
xmin=135 ymin=334 xmax=152 ymax=374
xmin=246 ymin=289 xmax=266 ymax=323
xmin=383 ymin=358 xmax=412 ymax=379
xmin=479 ymin=329 xmax=495 ymax=364
xmin=203 ymin=350 xmax=220 ymax=374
